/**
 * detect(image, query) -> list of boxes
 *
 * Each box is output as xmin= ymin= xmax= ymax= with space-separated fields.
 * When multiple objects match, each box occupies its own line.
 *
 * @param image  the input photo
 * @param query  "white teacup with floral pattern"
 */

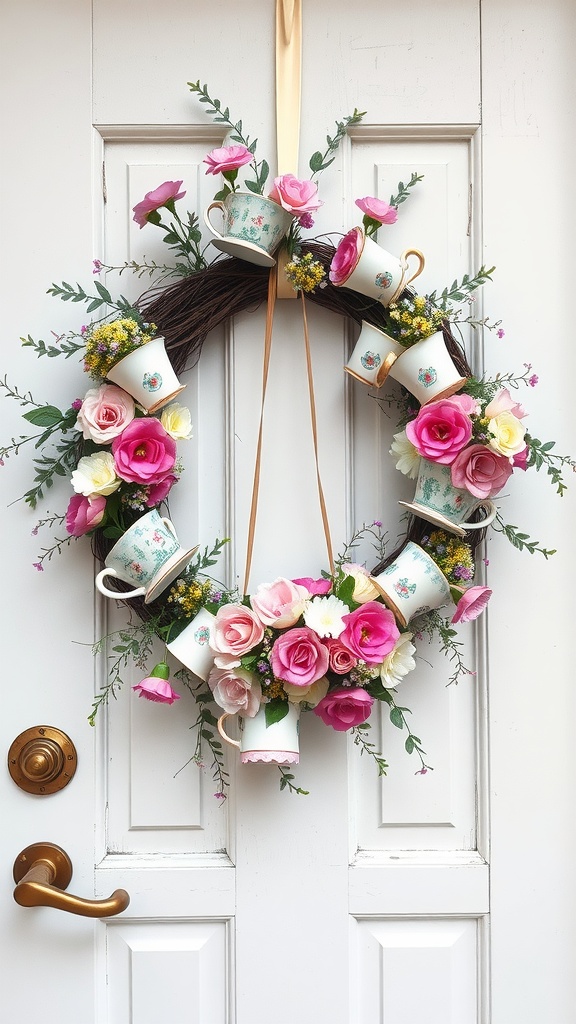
xmin=166 ymin=607 xmax=217 ymax=681
xmin=370 ymin=540 xmax=452 ymax=628
xmin=204 ymin=192 xmax=294 ymax=267
xmin=331 ymin=227 xmax=425 ymax=306
xmin=217 ymin=703 xmax=300 ymax=765
xmin=345 ymin=321 xmax=404 ymax=387
xmin=95 ymin=509 xmax=198 ymax=605
xmin=399 ymin=459 xmax=497 ymax=537
xmin=388 ymin=330 xmax=468 ymax=405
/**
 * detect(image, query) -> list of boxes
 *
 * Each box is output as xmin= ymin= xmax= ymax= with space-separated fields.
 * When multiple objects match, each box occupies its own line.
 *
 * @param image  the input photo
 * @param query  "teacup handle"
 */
xmin=217 ymin=713 xmax=241 ymax=750
xmin=462 ymin=499 xmax=497 ymax=530
xmin=400 ymin=248 xmax=426 ymax=289
xmin=375 ymin=351 xmax=398 ymax=387
xmin=203 ymin=202 xmax=226 ymax=240
xmin=95 ymin=567 xmax=146 ymax=600
xmin=161 ymin=517 xmax=178 ymax=541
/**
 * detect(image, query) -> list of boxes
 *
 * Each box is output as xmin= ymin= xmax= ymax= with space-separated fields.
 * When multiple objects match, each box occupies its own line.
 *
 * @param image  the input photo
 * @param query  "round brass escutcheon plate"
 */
xmin=8 ymin=726 xmax=77 ymax=795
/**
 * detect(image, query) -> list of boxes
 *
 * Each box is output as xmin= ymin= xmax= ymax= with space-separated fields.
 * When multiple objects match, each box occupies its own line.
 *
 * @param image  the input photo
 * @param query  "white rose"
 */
xmin=160 ymin=403 xmax=193 ymax=440
xmin=71 ymin=452 xmax=121 ymax=496
xmin=380 ymin=632 xmax=416 ymax=687
xmin=487 ymin=411 xmax=526 ymax=460
xmin=283 ymin=676 xmax=329 ymax=707
xmin=341 ymin=563 xmax=380 ymax=604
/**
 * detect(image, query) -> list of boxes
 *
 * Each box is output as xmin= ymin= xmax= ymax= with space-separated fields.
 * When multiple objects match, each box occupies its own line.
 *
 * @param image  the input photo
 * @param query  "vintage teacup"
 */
xmin=399 ymin=459 xmax=497 ymax=537
xmin=217 ymin=703 xmax=300 ymax=765
xmin=388 ymin=330 xmax=468 ymax=405
xmin=204 ymin=192 xmax=294 ymax=267
xmin=166 ymin=607 xmax=217 ymax=681
xmin=107 ymin=336 xmax=186 ymax=414
xmin=345 ymin=321 xmax=404 ymax=387
xmin=95 ymin=509 xmax=198 ymax=604
xmin=370 ymin=541 xmax=452 ymax=628
xmin=333 ymin=227 xmax=425 ymax=306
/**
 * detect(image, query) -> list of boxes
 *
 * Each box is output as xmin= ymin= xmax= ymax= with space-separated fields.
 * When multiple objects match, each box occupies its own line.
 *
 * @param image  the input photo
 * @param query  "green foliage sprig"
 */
xmin=188 ymin=80 xmax=270 ymax=196
xmin=308 ymin=109 xmax=366 ymax=177
xmin=427 ymin=265 xmax=496 ymax=311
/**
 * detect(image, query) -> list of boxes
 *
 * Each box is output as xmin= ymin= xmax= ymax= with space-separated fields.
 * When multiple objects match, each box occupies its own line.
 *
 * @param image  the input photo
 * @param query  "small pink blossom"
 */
xmin=203 ymin=144 xmax=252 ymax=176
xmin=512 ymin=445 xmax=529 ymax=471
xmin=355 ymin=196 xmax=398 ymax=225
xmin=406 ymin=398 xmax=473 ymax=465
xmin=270 ymin=627 xmax=329 ymax=687
xmin=298 ymin=212 xmax=315 ymax=229
xmin=71 ymin=398 xmax=83 ymax=411
xmin=451 ymin=586 xmax=492 ymax=624
xmin=497 ymin=328 xmax=505 ymax=339
xmin=92 ymin=259 xmax=103 ymax=275
xmin=65 ymin=494 xmax=106 ymax=537
xmin=292 ymin=576 xmax=332 ymax=596
xmin=529 ymin=374 xmax=539 ymax=387
xmin=329 ymin=227 xmax=362 ymax=285
xmin=132 ymin=180 xmax=186 ymax=228
xmin=451 ymin=443 xmax=513 ymax=498
xmin=268 ymin=174 xmax=322 ymax=218
xmin=32 ymin=562 xmax=44 ymax=572
xmin=484 ymin=387 xmax=527 ymax=420
xmin=314 ymin=687 xmax=374 ymax=732
xmin=145 ymin=474 xmax=178 ymax=506
xmin=112 ymin=417 xmax=176 ymax=486
xmin=340 ymin=601 xmax=399 ymax=665
xmin=133 ymin=663 xmax=180 ymax=704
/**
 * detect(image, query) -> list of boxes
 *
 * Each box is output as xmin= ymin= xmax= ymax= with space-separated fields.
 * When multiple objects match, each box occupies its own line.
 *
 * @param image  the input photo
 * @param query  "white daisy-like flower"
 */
xmin=390 ymin=430 xmax=421 ymax=479
xmin=303 ymin=594 xmax=348 ymax=638
xmin=380 ymin=632 xmax=417 ymax=687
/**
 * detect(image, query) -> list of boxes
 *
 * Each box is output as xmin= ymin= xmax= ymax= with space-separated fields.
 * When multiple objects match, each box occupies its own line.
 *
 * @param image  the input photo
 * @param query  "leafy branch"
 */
xmin=525 ymin=434 xmax=576 ymax=496
xmin=417 ymin=610 xmax=473 ymax=687
xmin=278 ymin=766 xmax=309 ymax=795
xmin=335 ymin=521 xmax=389 ymax=570
xmin=427 ymin=265 xmax=496 ymax=311
xmin=21 ymin=330 xmax=85 ymax=360
xmin=308 ymin=109 xmax=365 ymax=178
xmin=389 ymin=172 xmax=424 ymax=208
xmin=351 ymin=721 xmax=389 ymax=776
xmin=181 ymin=674 xmax=230 ymax=798
xmin=88 ymin=621 xmax=159 ymax=726
xmin=493 ymin=513 xmax=556 ymax=558
xmin=47 ymin=279 xmax=138 ymax=318
xmin=188 ymin=80 xmax=269 ymax=195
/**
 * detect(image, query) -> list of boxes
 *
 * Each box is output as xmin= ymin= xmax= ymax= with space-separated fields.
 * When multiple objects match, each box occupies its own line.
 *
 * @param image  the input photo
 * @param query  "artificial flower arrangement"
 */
xmin=1 ymin=78 xmax=574 ymax=800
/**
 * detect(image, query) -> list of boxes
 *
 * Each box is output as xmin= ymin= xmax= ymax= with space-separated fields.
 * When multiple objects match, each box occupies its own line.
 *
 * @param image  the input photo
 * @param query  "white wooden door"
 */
xmin=1 ymin=2 xmax=575 ymax=1022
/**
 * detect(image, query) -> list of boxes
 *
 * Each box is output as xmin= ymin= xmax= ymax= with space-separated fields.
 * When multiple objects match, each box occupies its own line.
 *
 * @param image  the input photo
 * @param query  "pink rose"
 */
xmin=451 ymin=585 xmax=492 ymax=624
xmin=65 ymin=494 xmax=106 ymax=536
xmin=292 ymin=576 xmax=332 ymax=596
xmin=203 ymin=144 xmax=252 ymax=175
xmin=450 ymin=443 xmax=513 ymax=498
xmin=208 ymin=666 xmax=262 ymax=717
xmin=132 ymin=180 xmax=186 ymax=228
xmin=449 ymin=392 xmax=481 ymax=416
xmin=211 ymin=604 xmax=264 ymax=658
xmin=323 ymin=638 xmax=358 ymax=675
xmin=485 ymin=387 xmax=527 ymax=420
xmin=145 ymin=474 xmax=178 ymax=506
xmin=76 ymin=384 xmax=135 ymax=444
xmin=329 ymin=227 xmax=362 ymax=285
xmin=268 ymin=174 xmax=322 ymax=221
xmin=406 ymin=398 xmax=473 ymax=465
xmin=133 ymin=663 xmax=180 ymax=704
xmin=513 ymin=445 xmax=529 ymax=471
xmin=314 ymin=687 xmax=374 ymax=731
xmin=270 ymin=627 xmax=329 ymax=687
xmin=355 ymin=196 xmax=398 ymax=225
xmin=250 ymin=577 xmax=309 ymax=628
xmin=112 ymin=417 xmax=176 ymax=485
xmin=339 ymin=601 xmax=399 ymax=664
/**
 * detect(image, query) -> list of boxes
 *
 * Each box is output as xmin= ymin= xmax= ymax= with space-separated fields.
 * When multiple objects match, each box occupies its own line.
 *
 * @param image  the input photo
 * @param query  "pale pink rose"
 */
xmin=133 ymin=180 xmax=186 ymax=227
xmin=292 ymin=576 xmax=332 ymax=596
xmin=406 ymin=398 xmax=473 ymax=465
xmin=355 ymin=196 xmax=398 ymax=225
xmin=450 ymin=443 xmax=513 ymax=498
xmin=112 ymin=417 xmax=176 ymax=485
xmin=513 ymin=445 xmax=529 ymax=470
xmin=208 ymin=666 xmax=262 ymax=717
xmin=451 ymin=585 xmax=492 ymax=623
xmin=211 ymin=604 xmax=264 ymax=658
xmin=250 ymin=577 xmax=309 ymax=628
xmin=65 ymin=494 xmax=106 ymax=537
xmin=203 ymin=144 xmax=252 ymax=175
xmin=449 ymin=392 xmax=481 ymax=416
xmin=270 ymin=627 xmax=329 ymax=687
xmin=145 ymin=474 xmax=178 ymax=506
xmin=339 ymin=601 xmax=399 ymax=665
xmin=485 ymin=387 xmax=527 ymax=420
xmin=323 ymin=637 xmax=358 ymax=674
xmin=329 ymin=227 xmax=362 ymax=285
xmin=132 ymin=677 xmax=180 ymax=704
xmin=314 ymin=687 xmax=374 ymax=731
xmin=268 ymin=174 xmax=322 ymax=220
xmin=76 ymin=384 xmax=135 ymax=444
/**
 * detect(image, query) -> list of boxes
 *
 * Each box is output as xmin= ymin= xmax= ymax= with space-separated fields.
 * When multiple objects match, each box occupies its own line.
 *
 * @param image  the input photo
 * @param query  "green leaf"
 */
xmin=22 ymin=405 xmax=63 ymax=427
xmin=95 ymin=281 xmax=112 ymax=303
xmin=309 ymin=151 xmax=324 ymax=173
xmin=265 ymin=699 xmax=289 ymax=727
xmin=390 ymin=707 xmax=404 ymax=729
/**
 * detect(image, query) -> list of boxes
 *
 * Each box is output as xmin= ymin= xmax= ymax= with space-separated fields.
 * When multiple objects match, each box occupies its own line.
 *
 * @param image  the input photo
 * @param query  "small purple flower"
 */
xmin=497 ymin=328 xmax=505 ymax=339
xmin=97 ymin=342 xmax=107 ymax=354
xmin=524 ymin=362 xmax=532 ymax=371
xmin=372 ymin=519 xmax=382 ymax=527
xmin=92 ymin=259 xmax=103 ymax=275
xmin=214 ymin=792 xmax=226 ymax=800
xmin=81 ymin=325 xmax=88 ymax=334
xmin=298 ymin=212 xmax=315 ymax=229
xmin=415 ymin=767 xmax=428 ymax=775
xmin=0 ymin=458 xmax=4 ymax=467
xmin=529 ymin=374 xmax=539 ymax=387
xmin=71 ymin=398 xmax=83 ymax=411
xmin=257 ymin=660 xmax=268 ymax=674
xmin=483 ymin=558 xmax=490 ymax=566
xmin=31 ymin=526 xmax=39 ymax=536
xmin=33 ymin=562 xmax=44 ymax=572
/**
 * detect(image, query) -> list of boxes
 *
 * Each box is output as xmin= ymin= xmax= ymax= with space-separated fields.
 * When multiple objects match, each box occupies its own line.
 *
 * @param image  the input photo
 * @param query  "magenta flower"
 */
xmin=133 ymin=662 xmax=180 ymax=704
xmin=355 ymin=196 xmax=398 ymax=226
xmin=65 ymin=494 xmax=106 ymax=537
xmin=406 ymin=398 xmax=473 ymax=465
xmin=497 ymin=328 xmax=505 ymax=339
xmin=339 ymin=601 xmax=399 ymax=665
xmin=203 ymin=144 xmax=252 ymax=176
xmin=512 ymin=445 xmax=529 ymax=471
xmin=292 ymin=576 xmax=332 ymax=596
xmin=529 ymin=374 xmax=539 ymax=387
xmin=132 ymin=180 xmax=186 ymax=228
xmin=329 ymin=227 xmax=362 ymax=285
xmin=145 ymin=474 xmax=178 ymax=506
xmin=451 ymin=443 xmax=513 ymax=498
xmin=112 ymin=417 xmax=176 ymax=486
xmin=314 ymin=687 xmax=374 ymax=732
xmin=270 ymin=627 xmax=329 ymax=687
xmin=451 ymin=586 xmax=492 ymax=624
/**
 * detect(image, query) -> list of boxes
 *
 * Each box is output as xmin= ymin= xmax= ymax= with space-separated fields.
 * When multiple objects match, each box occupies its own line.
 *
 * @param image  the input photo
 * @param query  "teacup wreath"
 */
xmin=2 ymin=81 xmax=573 ymax=797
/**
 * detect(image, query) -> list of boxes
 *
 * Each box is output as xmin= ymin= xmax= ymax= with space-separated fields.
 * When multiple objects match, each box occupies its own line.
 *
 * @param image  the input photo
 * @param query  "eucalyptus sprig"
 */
xmin=308 ymin=109 xmax=365 ymax=178
xmin=351 ymin=721 xmax=389 ymax=776
xmin=389 ymin=172 xmax=424 ymax=208
xmin=88 ymin=620 xmax=160 ymax=726
xmin=525 ymin=435 xmax=576 ymax=495
xmin=427 ymin=265 xmax=496 ymax=311
xmin=181 ymin=674 xmax=230 ymax=798
xmin=21 ymin=331 xmax=85 ymax=360
xmin=47 ymin=279 xmax=139 ymax=319
xmin=417 ymin=610 xmax=473 ymax=687
xmin=492 ymin=513 xmax=556 ymax=558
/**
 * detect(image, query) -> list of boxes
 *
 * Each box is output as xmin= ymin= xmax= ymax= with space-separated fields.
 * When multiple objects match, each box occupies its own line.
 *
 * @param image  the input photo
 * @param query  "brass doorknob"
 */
xmin=13 ymin=843 xmax=130 ymax=918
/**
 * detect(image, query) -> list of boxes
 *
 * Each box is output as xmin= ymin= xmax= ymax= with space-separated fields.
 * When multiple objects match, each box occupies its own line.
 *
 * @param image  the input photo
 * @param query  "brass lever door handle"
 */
xmin=13 ymin=843 xmax=130 ymax=918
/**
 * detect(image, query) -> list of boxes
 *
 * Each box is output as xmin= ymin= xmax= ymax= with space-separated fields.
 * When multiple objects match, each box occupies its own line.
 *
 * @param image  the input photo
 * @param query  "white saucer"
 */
xmin=210 ymin=237 xmax=277 ymax=267
xmin=144 ymin=545 xmax=199 ymax=604
xmin=398 ymin=501 xmax=467 ymax=538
